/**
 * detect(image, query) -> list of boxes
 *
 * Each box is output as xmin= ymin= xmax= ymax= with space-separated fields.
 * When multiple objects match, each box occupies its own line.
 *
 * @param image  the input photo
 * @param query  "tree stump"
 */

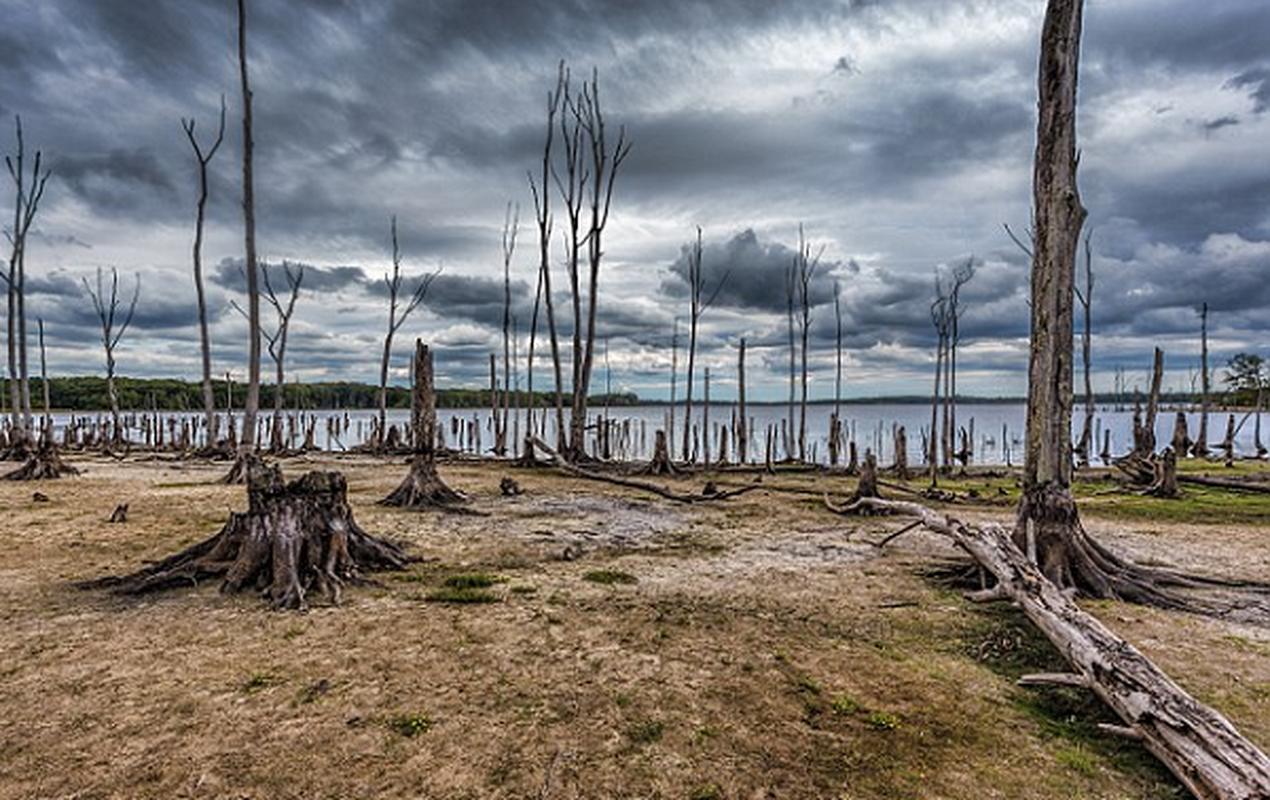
xmin=381 ymin=340 xmax=465 ymax=508
xmin=892 ymin=426 xmax=909 ymax=480
xmin=1170 ymin=411 xmax=1191 ymax=457
xmin=641 ymin=429 xmax=677 ymax=476
xmin=83 ymin=459 xmax=411 ymax=609
xmin=1146 ymin=447 xmax=1180 ymax=498
xmin=3 ymin=441 xmax=79 ymax=480
xmin=850 ymin=449 xmax=881 ymax=502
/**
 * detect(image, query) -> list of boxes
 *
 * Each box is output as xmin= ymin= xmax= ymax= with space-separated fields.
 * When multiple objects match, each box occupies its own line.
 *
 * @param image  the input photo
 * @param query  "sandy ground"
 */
xmin=1 ymin=452 xmax=1267 ymax=800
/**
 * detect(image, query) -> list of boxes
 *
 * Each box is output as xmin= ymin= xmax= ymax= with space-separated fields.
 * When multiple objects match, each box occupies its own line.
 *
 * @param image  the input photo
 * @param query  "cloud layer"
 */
xmin=2 ymin=0 xmax=1267 ymax=401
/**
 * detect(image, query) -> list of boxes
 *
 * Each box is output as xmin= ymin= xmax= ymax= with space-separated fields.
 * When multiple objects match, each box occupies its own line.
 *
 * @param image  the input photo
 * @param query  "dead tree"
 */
xmin=1192 ymin=302 xmax=1211 ymax=457
xmin=527 ymin=63 xmax=567 ymax=455
xmin=4 ymin=115 xmax=51 ymax=454
xmin=927 ymin=288 xmax=950 ymax=484
xmin=559 ymin=67 xmax=631 ymax=462
xmin=495 ymin=201 xmax=518 ymax=457
xmin=1136 ymin=347 xmax=1164 ymax=458
xmin=1014 ymin=0 xmax=1232 ymax=609
xmin=82 ymin=459 xmax=411 ymax=610
xmin=182 ymin=98 xmax=226 ymax=451
xmin=381 ymin=340 xmax=464 ymax=508
xmin=944 ymin=258 xmax=975 ymax=471
xmin=830 ymin=281 xmax=844 ymax=468
xmin=1074 ymin=230 xmax=1095 ymax=467
xmin=261 ymin=262 xmax=303 ymax=453
xmin=82 ymin=268 xmax=140 ymax=448
xmin=736 ymin=338 xmax=748 ymax=465
xmin=794 ymin=226 xmax=822 ymax=465
xmin=236 ymin=0 xmax=262 ymax=469
xmin=679 ymin=227 xmax=728 ymax=464
xmin=376 ymin=217 xmax=439 ymax=452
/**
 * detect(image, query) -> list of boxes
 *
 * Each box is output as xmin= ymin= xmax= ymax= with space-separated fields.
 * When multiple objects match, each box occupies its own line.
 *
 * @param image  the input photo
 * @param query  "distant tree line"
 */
xmin=14 ymin=376 xmax=639 ymax=413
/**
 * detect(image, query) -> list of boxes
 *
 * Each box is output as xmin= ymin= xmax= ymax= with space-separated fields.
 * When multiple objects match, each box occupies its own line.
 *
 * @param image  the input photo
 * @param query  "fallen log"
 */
xmin=848 ymin=497 xmax=1270 ymax=800
xmin=530 ymin=437 xmax=757 ymax=504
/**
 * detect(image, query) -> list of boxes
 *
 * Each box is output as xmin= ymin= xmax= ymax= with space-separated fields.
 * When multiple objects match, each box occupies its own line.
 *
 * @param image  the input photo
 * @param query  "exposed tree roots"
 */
xmin=380 ymin=456 xmax=467 ymax=509
xmin=3 ymin=441 xmax=79 ymax=480
xmin=81 ymin=461 xmax=413 ymax=609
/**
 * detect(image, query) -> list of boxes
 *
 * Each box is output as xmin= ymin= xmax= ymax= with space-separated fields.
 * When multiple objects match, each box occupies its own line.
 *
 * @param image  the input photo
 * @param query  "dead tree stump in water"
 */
xmin=381 ymin=340 xmax=465 ymax=508
xmin=851 ymin=449 xmax=881 ymax=502
xmin=83 ymin=459 xmax=411 ymax=609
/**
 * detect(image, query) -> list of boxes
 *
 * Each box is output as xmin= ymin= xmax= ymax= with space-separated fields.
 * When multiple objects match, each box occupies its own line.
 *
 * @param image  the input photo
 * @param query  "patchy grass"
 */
xmin=1 ymin=452 xmax=1263 ymax=799
xmin=582 ymin=568 xmax=639 ymax=585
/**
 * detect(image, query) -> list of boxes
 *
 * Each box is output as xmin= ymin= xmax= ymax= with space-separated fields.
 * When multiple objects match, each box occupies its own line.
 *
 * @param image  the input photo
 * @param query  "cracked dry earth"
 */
xmin=1 ymin=453 xmax=1267 ymax=799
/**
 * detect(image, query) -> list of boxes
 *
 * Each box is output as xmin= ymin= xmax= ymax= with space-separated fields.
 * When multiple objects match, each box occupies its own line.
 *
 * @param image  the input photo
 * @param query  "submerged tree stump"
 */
xmin=381 ymin=340 xmax=465 ymax=509
xmin=84 ymin=459 xmax=411 ymax=609
xmin=641 ymin=429 xmax=677 ymax=476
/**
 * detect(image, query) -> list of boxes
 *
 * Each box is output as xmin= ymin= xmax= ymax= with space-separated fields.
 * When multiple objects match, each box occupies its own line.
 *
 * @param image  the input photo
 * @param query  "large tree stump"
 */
xmin=381 ymin=340 xmax=465 ymax=508
xmin=641 ymin=429 xmax=677 ymax=476
xmin=3 ymin=440 xmax=79 ymax=480
xmin=83 ymin=459 xmax=411 ymax=609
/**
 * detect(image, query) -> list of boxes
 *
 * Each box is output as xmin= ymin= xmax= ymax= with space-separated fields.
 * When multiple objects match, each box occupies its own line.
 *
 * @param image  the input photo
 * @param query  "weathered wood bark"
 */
xmin=3 ymin=439 xmax=78 ymax=480
xmin=853 ymin=498 xmax=1270 ymax=800
xmin=892 ymin=426 xmax=909 ymax=481
xmin=642 ymin=428 xmax=676 ymax=476
xmin=1192 ymin=302 xmax=1211 ymax=458
xmin=381 ymin=341 xmax=465 ymax=508
xmin=237 ymin=0 xmax=261 ymax=461
xmin=851 ymin=450 xmax=880 ymax=502
xmin=1170 ymin=411 xmax=1191 ymax=457
xmin=1136 ymin=347 xmax=1164 ymax=458
xmin=1146 ymin=446 xmax=1180 ymax=498
xmin=736 ymin=338 xmax=748 ymax=465
xmin=83 ymin=459 xmax=410 ymax=609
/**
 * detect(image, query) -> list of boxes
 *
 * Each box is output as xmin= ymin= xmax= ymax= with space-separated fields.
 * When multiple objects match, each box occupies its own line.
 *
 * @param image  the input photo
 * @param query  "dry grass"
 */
xmin=1 ymin=452 xmax=1266 ymax=799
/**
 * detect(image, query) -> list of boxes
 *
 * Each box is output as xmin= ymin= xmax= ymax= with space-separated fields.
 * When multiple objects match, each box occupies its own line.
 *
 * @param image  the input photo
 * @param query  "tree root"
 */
xmin=80 ymin=461 xmax=413 ymax=609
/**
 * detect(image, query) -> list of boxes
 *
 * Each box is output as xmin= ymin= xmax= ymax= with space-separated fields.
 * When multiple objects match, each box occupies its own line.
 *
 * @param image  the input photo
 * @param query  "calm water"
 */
xmin=76 ymin=401 xmax=1260 ymax=466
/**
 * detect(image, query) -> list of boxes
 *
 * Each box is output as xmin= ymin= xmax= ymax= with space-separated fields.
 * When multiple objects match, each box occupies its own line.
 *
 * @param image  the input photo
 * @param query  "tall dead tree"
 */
xmin=944 ymin=258 xmax=975 ymax=469
xmin=784 ymin=257 xmax=797 ymax=460
xmin=236 ymin=0 xmax=262 ymax=464
xmin=560 ymin=68 xmax=631 ymax=462
xmin=1192 ymin=302 xmax=1210 ymax=457
xmin=736 ymin=337 xmax=748 ymax=465
xmin=794 ymin=226 xmax=822 ymax=464
xmin=928 ymin=286 xmax=950 ymax=483
xmin=83 ymin=268 xmax=140 ymax=447
xmin=182 ymin=98 xmax=226 ymax=451
xmin=528 ymin=64 xmax=567 ymax=455
xmin=376 ymin=216 xmax=438 ymax=451
xmin=4 ymin=115 xmax=51 ymax=453
xmin=1014 ymin=0 xmax=1209 ymax=604
xmin=1073 ymin=230 xmax=1095 ymax=467
xmin=679 ymin=227 xmax=728 ymax=464
xmin=496 ymin=201 xmax=518 ymax=457
xmin=261 ymin=262 xmax=303 ymax=453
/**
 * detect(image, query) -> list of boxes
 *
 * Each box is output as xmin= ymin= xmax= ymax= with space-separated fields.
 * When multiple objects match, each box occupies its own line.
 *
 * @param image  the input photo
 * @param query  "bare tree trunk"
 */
xmin=382 ymin=341 xmax=464 ymax=508
xmin=83 ymin=268 xmax=140 ymax=448
xmin=183 ymin=99 xmax=226 ymax=451
xmin=1016 ymin=0 xmax=1087 ymax=586
xmin=1192 ymin=302 xmax=1210 ymax=457
xmin=237 ymin=0 xmax=261 ymax=461
xmin=1139 ymin=347 xmax=1164 ymax=457
xmin=1075 ymin=230 xmax=1094 ymax=467
xmin=736 ymin=337 xmax=747 ymax=466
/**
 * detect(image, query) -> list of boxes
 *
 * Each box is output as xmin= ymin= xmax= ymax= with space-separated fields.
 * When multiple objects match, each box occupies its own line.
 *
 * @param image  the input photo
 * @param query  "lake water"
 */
xmin=74 ymin=400 xmax=1260 ymax=466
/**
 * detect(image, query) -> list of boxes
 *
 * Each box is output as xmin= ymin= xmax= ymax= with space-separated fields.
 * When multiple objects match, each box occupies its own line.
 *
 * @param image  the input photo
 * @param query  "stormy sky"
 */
xmin=2 ymin=0 xmax=1267 ymax=401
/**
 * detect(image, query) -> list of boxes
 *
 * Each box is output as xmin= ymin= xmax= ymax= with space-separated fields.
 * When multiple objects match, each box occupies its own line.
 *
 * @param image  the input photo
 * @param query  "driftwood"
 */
xmin=531 ymin=437 xmax=756 ymax=504
xmin=845 ymin=497 xmax=1270 ymax=800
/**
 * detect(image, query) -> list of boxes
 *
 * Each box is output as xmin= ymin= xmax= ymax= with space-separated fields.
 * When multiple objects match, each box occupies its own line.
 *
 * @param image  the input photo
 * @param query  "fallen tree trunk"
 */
xmin=847 ymin=497 xmax=1270 ymax=800
xmin=532 ymin=436 xmax=756 ymax=504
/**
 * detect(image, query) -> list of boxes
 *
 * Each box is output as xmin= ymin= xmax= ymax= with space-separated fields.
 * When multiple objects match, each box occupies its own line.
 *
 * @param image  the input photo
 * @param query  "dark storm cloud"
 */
xmin=420 ymin=274 xmax=534 ymax=328
xmin=210 ymin=259 xmax=368 ymax=294
xmin=1227 ymin=68 xmax=1270 ymax=114
xmin=660 ymin=230 xmax=839 ymax=313
xmin=1086 ymin=2 xmax=1270 ymax=74
xmin=55 ymin=148 xmax=179 ymax=216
